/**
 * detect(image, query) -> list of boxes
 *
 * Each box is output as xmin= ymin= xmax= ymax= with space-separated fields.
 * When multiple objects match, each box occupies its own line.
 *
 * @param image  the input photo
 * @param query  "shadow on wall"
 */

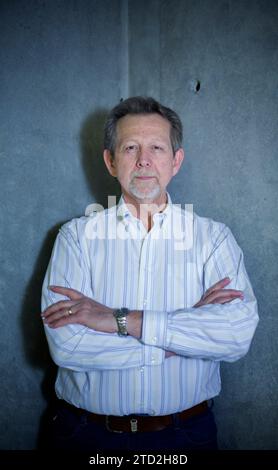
xmin=20 ymin=223 xmax=63 ymax=449
xmin=80 ymin=108 xmax=121 ymax=207
xmin=21 ymin=108 xmax=121 ymax=449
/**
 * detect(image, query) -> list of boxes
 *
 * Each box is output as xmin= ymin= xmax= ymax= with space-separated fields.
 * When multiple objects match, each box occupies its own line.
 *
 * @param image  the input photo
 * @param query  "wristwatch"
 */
xmin=113 ymin=308 xmax=130 ymax=336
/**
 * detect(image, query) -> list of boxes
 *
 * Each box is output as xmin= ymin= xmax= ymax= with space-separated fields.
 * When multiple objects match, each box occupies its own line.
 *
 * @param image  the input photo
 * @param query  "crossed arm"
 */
xmin=41 ymin=221 xmax=258 ymax=368
xmin=41 ymin=277 xmax=243 ymax=339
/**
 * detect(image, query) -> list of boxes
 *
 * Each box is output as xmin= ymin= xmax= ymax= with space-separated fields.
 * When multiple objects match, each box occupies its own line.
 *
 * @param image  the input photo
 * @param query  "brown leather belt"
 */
xmin=61 ymin=400 xmax=208 ymax=433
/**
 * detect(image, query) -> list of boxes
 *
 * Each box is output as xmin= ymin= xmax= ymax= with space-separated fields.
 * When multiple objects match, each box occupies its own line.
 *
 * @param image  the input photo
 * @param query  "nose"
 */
xmin=136 ymin=149 xmax=152 ymax=168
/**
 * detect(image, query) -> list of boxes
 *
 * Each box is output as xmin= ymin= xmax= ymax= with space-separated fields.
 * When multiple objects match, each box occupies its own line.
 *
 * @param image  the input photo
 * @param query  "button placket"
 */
xmin=136 ymin=236 xmax=149 ymax=309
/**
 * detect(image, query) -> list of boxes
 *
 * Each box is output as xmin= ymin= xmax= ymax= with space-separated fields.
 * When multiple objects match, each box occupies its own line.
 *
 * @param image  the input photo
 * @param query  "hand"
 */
xmin=165 ymin=277 xmax=243 ymax=359
xmin=194 ymin=277 xmax=244 ymax=308
xmin=41 ymin=286 xmax=115 ymax=331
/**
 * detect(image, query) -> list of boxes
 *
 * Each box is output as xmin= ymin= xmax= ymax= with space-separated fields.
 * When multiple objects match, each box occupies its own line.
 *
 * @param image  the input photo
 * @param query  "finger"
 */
xmin=202 ymin=289 xmax=243 ymax=305
xmin=194 ymin=288 xmax=243 ymax=308
xmin=214 ymin=296 xmax=242 ymax=305
xmin=42 ymin=300 xmax=76 ymax=318
xmin=48 ymin=285 xmax=85 ymax=301
xmin=211 ymin=294 xmax=243 ymax=304
xmin=203 ymin=277 xmax=231 ymax=298
xmin=43 ymin=308 xmax=79 ymax=327
xmin=44 ymin=315 xmax=78 ymax=329
xmin=194 ymin=294 xmax=240 ymax=308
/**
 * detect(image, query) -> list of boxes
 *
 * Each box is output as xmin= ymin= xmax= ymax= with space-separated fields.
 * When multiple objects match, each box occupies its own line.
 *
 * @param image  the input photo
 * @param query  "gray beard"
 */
xmin=128 ymin=181 xmax=161 ymax=201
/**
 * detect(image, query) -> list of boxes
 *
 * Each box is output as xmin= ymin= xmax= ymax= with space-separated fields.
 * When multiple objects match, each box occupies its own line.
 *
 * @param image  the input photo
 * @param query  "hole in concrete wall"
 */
xmin=188 ymin=79 xmax=201 ymax=94
xmin=195 ymin=80 xmax=201 ymax=93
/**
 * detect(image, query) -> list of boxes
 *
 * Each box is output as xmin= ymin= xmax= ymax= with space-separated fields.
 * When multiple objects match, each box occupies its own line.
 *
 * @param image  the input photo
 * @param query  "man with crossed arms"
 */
xmin=41 ymin=96 xmax=258 ymax=451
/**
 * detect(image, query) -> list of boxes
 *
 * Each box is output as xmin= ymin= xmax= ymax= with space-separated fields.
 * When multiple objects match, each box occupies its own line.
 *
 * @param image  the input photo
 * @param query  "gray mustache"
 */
xmin=132 ymin=173 xmax=157 ymax=178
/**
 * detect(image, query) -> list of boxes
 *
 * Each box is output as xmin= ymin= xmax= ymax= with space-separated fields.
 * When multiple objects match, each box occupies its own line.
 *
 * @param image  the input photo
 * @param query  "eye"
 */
xmin=152 ymin=145 xmax=164 ymax=151
xmin=125 ymin=145 xmax=138 ymax=152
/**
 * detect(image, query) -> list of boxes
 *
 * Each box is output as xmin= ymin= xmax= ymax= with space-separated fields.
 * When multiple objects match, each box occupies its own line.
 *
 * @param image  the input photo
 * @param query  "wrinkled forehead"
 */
xmin=115 ymin=113 xmax=171 ymax=145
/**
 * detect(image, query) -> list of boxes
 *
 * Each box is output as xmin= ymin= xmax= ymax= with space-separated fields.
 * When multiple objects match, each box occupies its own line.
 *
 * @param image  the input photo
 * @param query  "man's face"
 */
xmin=104 ymin=113 xmax=184 ymax=205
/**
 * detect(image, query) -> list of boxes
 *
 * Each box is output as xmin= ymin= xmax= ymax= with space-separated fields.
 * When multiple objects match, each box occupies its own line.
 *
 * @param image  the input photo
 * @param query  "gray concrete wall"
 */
xmin=0 ymin=0 xmax=277 ymax=450
xmin=129 ymin=0 xmax=278 ymax=450
xmin=0 ymin=0 xmax=126 ymax=449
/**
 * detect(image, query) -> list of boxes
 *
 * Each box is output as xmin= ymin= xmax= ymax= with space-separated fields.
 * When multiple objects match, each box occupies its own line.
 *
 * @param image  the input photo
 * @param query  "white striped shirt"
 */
xmin=41 ymin=195 xmax=258 ymax=416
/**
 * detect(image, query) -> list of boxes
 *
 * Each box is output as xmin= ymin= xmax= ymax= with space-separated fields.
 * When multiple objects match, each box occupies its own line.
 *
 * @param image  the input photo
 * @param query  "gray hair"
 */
xmin=104 ymin=96 xmax=183 ymax=157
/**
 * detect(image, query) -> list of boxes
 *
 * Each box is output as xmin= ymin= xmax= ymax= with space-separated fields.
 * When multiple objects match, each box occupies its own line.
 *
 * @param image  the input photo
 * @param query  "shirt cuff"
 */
xmin=141 ymin=309 xmax=168 ymax=350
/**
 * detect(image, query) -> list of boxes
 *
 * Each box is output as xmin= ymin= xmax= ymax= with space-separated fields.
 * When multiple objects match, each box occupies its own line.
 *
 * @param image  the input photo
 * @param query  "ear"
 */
xmin=103 ymin=149 xmax=117 ymax=177
xmin=172 ymin=148 xmax=184 ymax=176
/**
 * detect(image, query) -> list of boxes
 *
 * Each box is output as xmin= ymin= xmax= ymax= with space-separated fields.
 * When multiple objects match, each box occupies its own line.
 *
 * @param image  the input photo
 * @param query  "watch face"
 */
xmin=120 ymin=308 xmax=129 ymax=316
xmin=115 ymin=308 xmax=129 ymax=318
xmin=115 ymin=309 xmax=124 ymax=318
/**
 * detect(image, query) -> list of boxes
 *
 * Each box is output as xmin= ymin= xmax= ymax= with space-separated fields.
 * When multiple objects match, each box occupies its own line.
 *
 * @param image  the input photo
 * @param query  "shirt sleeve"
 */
xmin=141 ymin=225 xmax=259 ymax=362
xmin=41 ymin=221 xmax=164 ymax=371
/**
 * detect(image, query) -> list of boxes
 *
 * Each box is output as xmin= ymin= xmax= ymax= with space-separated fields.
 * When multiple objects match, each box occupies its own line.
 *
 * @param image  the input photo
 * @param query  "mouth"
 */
xmin=135 ymin=176 xmax=156 ymax=180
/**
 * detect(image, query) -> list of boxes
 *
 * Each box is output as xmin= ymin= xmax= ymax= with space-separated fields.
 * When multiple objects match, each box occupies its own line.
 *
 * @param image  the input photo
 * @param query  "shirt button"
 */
xmin=151 ymin=357 xmax=155 ymax=364
xmin=152 ymin=336 xmax=157 ymax=343
xmin=139 ymin=367 xmax=144 ymax=372
xmin=150 ymin=410 xmax=156 ymax=416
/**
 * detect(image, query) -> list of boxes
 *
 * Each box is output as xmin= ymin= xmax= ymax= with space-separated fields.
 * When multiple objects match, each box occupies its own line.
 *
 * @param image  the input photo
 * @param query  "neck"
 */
xmin=122 ymin=191 xmax=168 ymax=232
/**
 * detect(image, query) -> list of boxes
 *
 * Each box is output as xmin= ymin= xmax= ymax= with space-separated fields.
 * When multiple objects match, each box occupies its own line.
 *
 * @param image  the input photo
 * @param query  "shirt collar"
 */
xmin=116 ymin=193 xmax=172 ymax=227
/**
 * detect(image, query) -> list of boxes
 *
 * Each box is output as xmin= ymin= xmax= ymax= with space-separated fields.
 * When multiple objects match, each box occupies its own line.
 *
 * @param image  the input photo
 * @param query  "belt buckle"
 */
xmin=105 ymin=416 xmax=138 ymax=433
xmin=130 ymin=418 xmax=138 ymax=433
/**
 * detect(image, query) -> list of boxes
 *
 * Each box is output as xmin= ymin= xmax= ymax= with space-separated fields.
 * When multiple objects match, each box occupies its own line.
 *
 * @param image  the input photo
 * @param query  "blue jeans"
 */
xmin=50 ymin=402 xmax=218 ymax=452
